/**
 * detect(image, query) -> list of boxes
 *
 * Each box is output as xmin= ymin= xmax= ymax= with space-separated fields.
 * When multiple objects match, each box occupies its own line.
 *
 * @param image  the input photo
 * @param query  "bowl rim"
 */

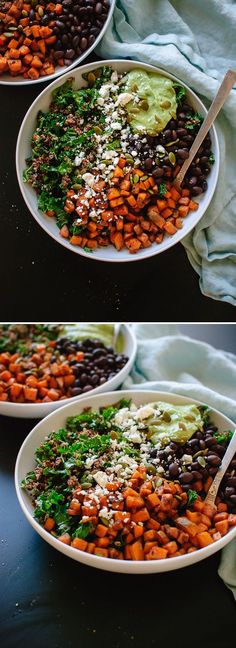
xmin=15 ymin=58 xmax=220 ymax=263
xmin=15 ymin=389 xmax=236 ymax=574
xmin=0 ymin=323 xmax=136 ymax=414
xmin=0 ymin=0 xmax=116 ymax=86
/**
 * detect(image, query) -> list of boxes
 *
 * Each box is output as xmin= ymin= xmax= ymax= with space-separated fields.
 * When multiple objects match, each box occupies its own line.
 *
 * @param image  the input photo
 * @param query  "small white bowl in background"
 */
xmin=15 ymin=390 xmax=236 ymax=574
xmin=16 ymin=59 xmax=220 ymax=262
xmin=0 ymin=324 xmax=136 ymax=419
xmin=0 ymin=0 xmax=115 ymax=86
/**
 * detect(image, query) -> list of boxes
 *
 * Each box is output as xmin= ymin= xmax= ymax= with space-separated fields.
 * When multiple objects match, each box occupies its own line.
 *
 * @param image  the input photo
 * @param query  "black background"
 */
xmin=0 ymin=55 xmax=235 ymax=321
xmin=1 ymin=325 xmax=236 ymax=648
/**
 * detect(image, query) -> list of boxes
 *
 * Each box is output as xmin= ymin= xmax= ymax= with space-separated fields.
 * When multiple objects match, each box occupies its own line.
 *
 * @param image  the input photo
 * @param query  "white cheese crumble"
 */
xmin=93 ymin=471 xmax=108 ymax=488
xmin=181 ymin=454 xmax=193 ymax=465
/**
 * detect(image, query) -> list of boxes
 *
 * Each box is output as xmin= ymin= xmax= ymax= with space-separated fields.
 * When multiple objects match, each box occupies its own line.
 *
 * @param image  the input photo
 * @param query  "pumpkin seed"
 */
xmin=197 ymin=456 xmax=206 ymax=468
xmin=146 ymin=464 xmax=157 ymax=475
xmin=169 ymin=152 xmax=176 ymax=165
xmin=80 ymin=482 xmax=92 ymax=489
xmin=133 ymin=174 xmax=140 ymax=184
xmin=100 ymin=517 xmax=110 ymax=527
xmin=139 ymin=100 xmax=149 ymax=111
xmin=125 ymin=154 xmax=134 ymax=164
xmin=88 ymin=72 xmax=96 ymax=86
xmin=166 ymin=139 xmax=179 ymax=147
xmin=160 ymin=100 xmax=171 ymax=108
xmin=94 ymin=126 xmax=102 ymax=135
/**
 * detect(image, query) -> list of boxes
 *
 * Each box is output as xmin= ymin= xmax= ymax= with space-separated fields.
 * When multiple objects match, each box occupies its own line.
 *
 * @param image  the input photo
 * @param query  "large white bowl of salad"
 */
xmin=16 ymin=59 xmax=219 ymax=262
xmin=15 ymin=390 xmax=236 ymax=573
xmin=0 ymin=323 xmax=136 ymax=418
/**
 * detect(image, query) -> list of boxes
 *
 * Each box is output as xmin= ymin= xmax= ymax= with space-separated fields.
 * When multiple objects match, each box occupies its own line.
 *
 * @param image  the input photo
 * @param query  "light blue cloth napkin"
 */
xmin=121 ymin=324 xmax=236 ymax=598
xmin=97 ymin=0 xmax=236 ymax=305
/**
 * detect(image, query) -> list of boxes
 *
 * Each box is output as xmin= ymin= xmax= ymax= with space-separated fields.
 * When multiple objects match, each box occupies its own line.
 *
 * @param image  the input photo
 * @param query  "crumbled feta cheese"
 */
xmin=182 ymin=454 xmax=193 ymax=465
xmin=102 ymin=149 xmax=118 ymax=159
xmin=117 ymin=92 xmax=133 ymax=106
xmin=93 ymin=471 xmax=108 ymax=488
xmin=74 ymin=153 xmax=85 ymax=166
xmin=110 ymin=122 xmax=122 ymax=130
xmin=111 ymin=70 xmax=118 ymax=83
xmin=82 ymin=172 xmax=95 ymax=187
xmin=137 ymin=405 xmax=156 ymax=420
xmin=99 ymin=83 xmax=111 ymax=98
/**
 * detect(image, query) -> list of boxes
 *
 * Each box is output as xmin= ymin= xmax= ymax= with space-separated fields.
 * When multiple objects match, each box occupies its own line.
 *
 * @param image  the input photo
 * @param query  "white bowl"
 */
xmin=15 ymin=390 xmax=236 ymax=574
xmin=0 ymin=324 xmax=136 ymax=419
xmin=0 ymin=0 xmax=115 ymax=86
xmin=16 ymin=59 xmax=220 ymax=263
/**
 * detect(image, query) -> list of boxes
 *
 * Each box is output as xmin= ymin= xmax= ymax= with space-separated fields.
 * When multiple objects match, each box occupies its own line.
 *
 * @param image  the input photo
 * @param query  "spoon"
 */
xmin=204 ymin=429 xmax=236 ymax=507
xmin=174 ymin=69 xmax=236 ymax=191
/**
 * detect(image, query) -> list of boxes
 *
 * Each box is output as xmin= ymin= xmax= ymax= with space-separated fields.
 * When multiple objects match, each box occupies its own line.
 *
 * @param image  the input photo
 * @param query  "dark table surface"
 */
xmin=1 ymin=324 xmax=236 ymax=648
xmin=0 ymin=56 xmax=235 ymax=322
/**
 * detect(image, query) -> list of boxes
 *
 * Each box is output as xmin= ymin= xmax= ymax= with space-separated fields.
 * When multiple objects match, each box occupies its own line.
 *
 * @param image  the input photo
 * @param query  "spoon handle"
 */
xmin=204 ymin=429 xmax=236 ymax=505
xmin=175 ymin=69 xmax=236 ymax=188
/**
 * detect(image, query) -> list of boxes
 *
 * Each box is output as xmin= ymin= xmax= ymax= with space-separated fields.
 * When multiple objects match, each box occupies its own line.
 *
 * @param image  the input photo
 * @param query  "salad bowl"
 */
xmin=16 ymin=59 xmax=219 ymax=262
xmin=15 ymin=390 xmax=236 ymax=573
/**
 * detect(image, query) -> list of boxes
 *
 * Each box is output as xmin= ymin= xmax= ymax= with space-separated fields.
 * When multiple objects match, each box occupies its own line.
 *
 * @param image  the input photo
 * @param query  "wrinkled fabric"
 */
xmin=97 ymin=0 xmax=236 ymax=305
xmin=121 ymin=324 xmax=236 ymax=598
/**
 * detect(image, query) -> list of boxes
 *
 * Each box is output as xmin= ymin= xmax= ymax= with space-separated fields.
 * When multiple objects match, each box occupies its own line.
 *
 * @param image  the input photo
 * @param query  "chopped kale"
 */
xmin=173 ymin=84 xmax=186 ymax=104
xmin=213 ymin=430 xmax=233 ymax=444
xmin=158 ymin=182 xmax=167 ymax=196
xmin=187 ymin=490 xmax=198 ymax=507
xmin=185 ymin=112 xmax=204 ymax=130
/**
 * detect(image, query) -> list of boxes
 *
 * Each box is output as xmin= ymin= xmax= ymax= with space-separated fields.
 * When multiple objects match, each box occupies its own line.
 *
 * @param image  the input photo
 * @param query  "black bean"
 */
xmin=199 ymin=440 xmax=206 ymax=450
xmin=99 ymin=376 xmax=107 ymax=385
xmin=71 ymin=387 xmax=83 ymax=396
xmin=163 ymin=129 xmax=172 ymax=140
xmin=72 ymin=35 xmax=80 ymax=47
xmin=208 ymin=467 xmax=218 ymax=475
xmin=205 ymin=436 xmax=215 ymax=447
xmin=169 ymin=442 xmax=178 ymax=452
xmin=95 ymin=2 xmax=103 ymax=13
xmin=144 ymin=157 xmax=153 ymax=171
xmin=177 ymin=149 xmax=189 ymax=159
xmin=227 ymin=477 xmax=236 ymax=487
xmin=191 ymin=470 xmax=202 ymax=480
xmin=80 ymin=36 xmax=88 ymax=49
xmin=90 ymin=374 xmax=99 ymax=385
xmin=188 ymin=439 xmax=199 ymax=448
xmin=96 ymin=357 xmax=108 ymax=368
xmin=179 ymin=472 xmax=193 ymax=484
xmin=191 ymin=186 xmax=203 ymax=195
xmin=73 ymin=363 xmax=85 ymax=375
xmin=207 ymin=454 xmax=221 ymax=466
xmin=225 ymin=487 xmax=235 ymax=497
xmin=195 ymin=431 xmax=203 ymax=440
xmin=65 ymin=48 xmax=75 ymax=58
xmin=169 ymin=463 xmax=179 ymax=478
xmin=153 ymin=167 xmax=164 ymax=177
xmin=54 ymin=50 xmax=64 ymax=59
xmin=82 ymin=384 xmax=93 ymax=392
xmin=188 ymin=176 xmax=198 ymax=187
xmin=92 ymin=348 xmax=107 ymax=358
xmin=176 ymin=128 xmax=187 ymax=137
xmin=230 ymin=495 xmax=236 ymax=505
xmin=80 ymin=373 xmax=88 ymax=385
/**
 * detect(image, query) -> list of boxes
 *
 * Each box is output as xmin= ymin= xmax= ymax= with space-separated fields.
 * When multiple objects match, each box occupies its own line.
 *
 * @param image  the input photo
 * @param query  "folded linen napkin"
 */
xmin=97 ymin=0 xmax=236 ymax=305
xmin=121 ymin=323 xmax=236 ymax=598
